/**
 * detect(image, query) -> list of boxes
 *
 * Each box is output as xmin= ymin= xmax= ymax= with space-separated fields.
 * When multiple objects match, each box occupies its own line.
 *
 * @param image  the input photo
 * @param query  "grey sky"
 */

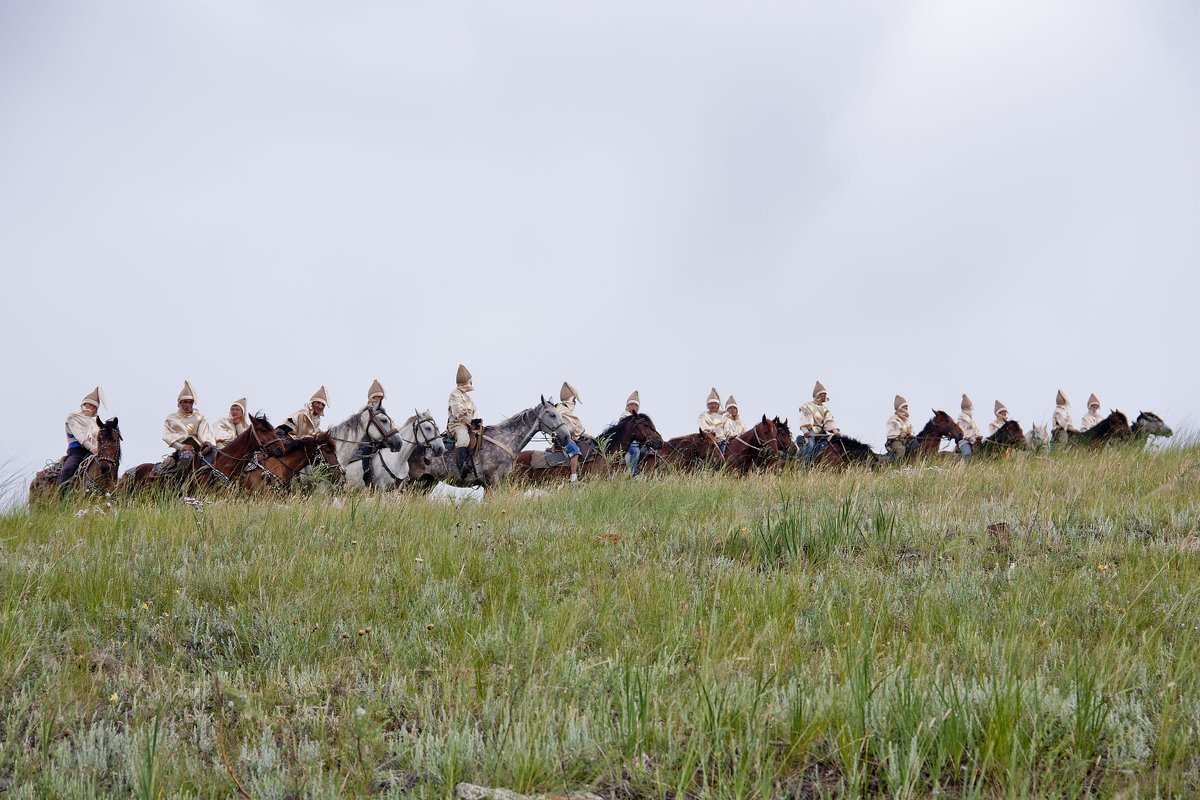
xmin=1 ymin=0 xmax=1196 ymax=481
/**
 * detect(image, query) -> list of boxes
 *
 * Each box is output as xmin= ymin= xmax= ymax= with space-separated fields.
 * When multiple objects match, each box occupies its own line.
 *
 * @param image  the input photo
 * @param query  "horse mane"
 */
xmin=598 ymin=413 xmax=655 ymax=442
xmin=832 ymin=434 xmax=874 ymax=454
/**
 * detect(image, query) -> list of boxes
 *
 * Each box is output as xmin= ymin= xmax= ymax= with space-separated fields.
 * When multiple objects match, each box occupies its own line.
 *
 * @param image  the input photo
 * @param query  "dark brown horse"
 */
xmin=1067 ymin=411 xmax=1131 ymax=447
xmin=120 ymin=414 xmax=286 ymax=495
xmin=812 ymin=434 xmax=881 ymax=469
xmin=723 ymin=416 xmax=780 ymax=473
xmin=30 ymin=417 xmax=122 ymax=503
xmin=658 ymin=430 xmax=724 ymax=470
xmin=974 ymin=419 xmax=1027 ymax=457
xmin=594 ymin=413 xmax=665 ymax=476
xmin=243 ymin=432 xmax=343 ymax=493
xmin=901 ymin=410 xmax=965 ymax=459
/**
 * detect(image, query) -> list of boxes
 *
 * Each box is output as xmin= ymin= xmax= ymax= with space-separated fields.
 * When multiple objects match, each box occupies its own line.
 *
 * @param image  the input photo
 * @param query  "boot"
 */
xmin=455 ymin=447 xmax=471 ymax=480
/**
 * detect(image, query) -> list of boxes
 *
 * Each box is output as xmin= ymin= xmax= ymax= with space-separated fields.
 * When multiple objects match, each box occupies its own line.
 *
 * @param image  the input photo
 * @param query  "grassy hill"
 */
xmin=2 ymin=445 xmax=1199 ymax=798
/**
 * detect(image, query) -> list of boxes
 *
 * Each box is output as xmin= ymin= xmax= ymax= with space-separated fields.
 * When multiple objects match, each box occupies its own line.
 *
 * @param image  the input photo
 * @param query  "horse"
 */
xmin=973 ymin=420 xmax=1027 ymax=457
xmin=1026 ymin=424 xmax=1051 ymax=453
xmin=412 ymin=398 xmax=570 ymax=488
xmin=1067 ymin=411 xmax=1131 ymax=447
xmin=30 ymin=417 xmax=122 ymax=503
xmin=242 ymin=432 xmax=344 ymax=493
xmin=326 ymin=404 xmax=409 ymax=482
xmin=594 ymin=413 xmax=664 ymax=476
xmin=658 ymin=429 xmax=724 ymax=470
xmin=772 ymin=418 xmax=799 ymax=464
xmin=1132 ymin=411 xmax=1173 ymax=443
xmin=512 ymin=435 xmax=609 ymax=483
xmin=120 ymin=414 xmax=286 ymax=495
xmin=811 ymin=434 xmax=881 ymax=470
xmin=350 ymin=411 xmax=445 ymax=489
xmin=722 ymin=416 xmax=780 ymax=473
xmin=894 ymin=410 xmax=964 ymax=460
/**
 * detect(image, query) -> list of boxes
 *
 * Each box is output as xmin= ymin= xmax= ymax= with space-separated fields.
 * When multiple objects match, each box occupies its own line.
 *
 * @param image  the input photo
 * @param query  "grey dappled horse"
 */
xmin=418 ymin=397 xmax=570 ymax=488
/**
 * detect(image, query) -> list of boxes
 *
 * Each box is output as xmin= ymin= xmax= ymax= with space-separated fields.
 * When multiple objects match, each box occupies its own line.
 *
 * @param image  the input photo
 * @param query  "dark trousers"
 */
xmin=58 ymin=447 xmax=91 ymax=485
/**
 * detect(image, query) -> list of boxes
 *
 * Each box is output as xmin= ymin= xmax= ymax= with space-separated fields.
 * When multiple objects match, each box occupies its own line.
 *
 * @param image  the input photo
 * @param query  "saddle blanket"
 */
xmin=530 ymin=450 xmax=570 ymax=469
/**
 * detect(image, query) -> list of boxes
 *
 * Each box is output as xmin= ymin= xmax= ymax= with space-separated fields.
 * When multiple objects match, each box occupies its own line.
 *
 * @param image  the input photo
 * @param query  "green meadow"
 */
xmin=2 ymin=445 xmax=1199 ymax=798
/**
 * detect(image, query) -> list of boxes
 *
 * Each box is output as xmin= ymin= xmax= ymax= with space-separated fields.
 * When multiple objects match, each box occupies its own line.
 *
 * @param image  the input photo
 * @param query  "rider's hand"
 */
xmin=180 ymin=444 xmax=195 ymax=452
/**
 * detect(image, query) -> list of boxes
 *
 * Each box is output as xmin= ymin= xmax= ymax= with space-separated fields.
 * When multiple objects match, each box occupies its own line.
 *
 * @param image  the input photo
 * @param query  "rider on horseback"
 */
xmin=59 ymin=387 xmax=102 ymax=489
xmin=988 ymin=400 xmax=1010 ymax=436
xmin=957 ymin=394 xmax=982 ymax=457
xmin=279 ymin=387 xmax=328 ymax=439
xmin=556 ymin=380 xmax=588 ymax=482
xmin=620 ymin=390 xmax=643 ymax=475
xmin=723 ymin=395 xmax=746 ymax=440
xmin=1051 ymin=389 xmax=1077 ymax=444
xmin=885 ymin=395 xmax=913 ymax=461
xmin=448 ymin=364 xmax=479 ymax=480
xmin=799 ymin=381 xmax=839 ymax=464
xmin=1080 ymin=393 xmax=1102 ymax=432
xmin=162 ymin=380 xmax=215 ymax=471
xmin=213 ymin=398 xmax=249 ymax=447
xmin=697 ymin=388 xmax=728 ymax=449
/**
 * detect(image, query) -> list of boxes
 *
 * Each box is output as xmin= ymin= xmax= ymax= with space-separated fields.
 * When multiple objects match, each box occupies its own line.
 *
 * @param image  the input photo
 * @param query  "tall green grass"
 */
xmin=1 ymin=445 xmax=1198 ymax=797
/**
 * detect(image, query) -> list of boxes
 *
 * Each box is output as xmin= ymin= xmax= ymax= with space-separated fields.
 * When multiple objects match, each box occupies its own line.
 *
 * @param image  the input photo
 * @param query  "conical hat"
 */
xmin=560 ymin=381 xmax=579 ymax=403
xmin=232 ymin=398 xmax=247 ymax=415
xmin=310 ymin=386 xmax=328 ymax=406
xmin=625 ymin=390 xmax=640 ymax=409
xmin=994 ymin=400 xmax=1007 ymax=416
xmin=1087 ymin=393 xmax=1099 ymax=408
xmin=178 ymin=380 xmax=195 ymax=403
xmin=81 ymin=386 xmax=101 ymax=408
xmin=725 ymin=395 xmax=738 ymax=410
xmin=813 ymin=381 xmax=827 ymax=400
xmin=367 ymin=379 xmax=385 ymax=402
xmin=961 ymin=393 xmax=973 ymax=411
xmin=456 ymin=364 xmax=472 ymax=386
xmin=707 ymin=387 xmax=720 ymax=404
xmin=1056 ymin=389 xmax=1068 ymax=406
xmin=894 ymin=394 xmax=908 ymax=412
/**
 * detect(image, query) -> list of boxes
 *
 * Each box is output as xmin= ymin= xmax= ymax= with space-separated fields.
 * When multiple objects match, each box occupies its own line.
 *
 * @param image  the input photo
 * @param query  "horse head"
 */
xmin=252 ymin=414 xmax=287 ymax=457
xmin=412 ymin=409 xmax=445 ymax=455
xmin=773 ymin=416 xmax=798 ymax=456
xmin=629 ymin=413 xmax=663 ymax=449
xmin=364 ymin=404 xmax=406 ymax=452
xmin=929 ymin=409 xmax=964 ymax=441
xmin=1135 ymin=411 xmax=1173 ymax=438
xmin=538 ymin=396 xmax=570 ymax=448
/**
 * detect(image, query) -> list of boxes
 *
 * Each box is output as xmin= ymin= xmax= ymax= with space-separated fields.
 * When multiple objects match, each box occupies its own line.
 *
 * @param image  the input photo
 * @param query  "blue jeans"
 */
xmin=958 ymin=441 xmax=973 ymax=458
xmin=801 ymin=434 xmax=828 ymax=464
xmin=627 ymin=441 xmax=641 ymax=476
xmin=565 ymin=439 xmax=581 ymax=457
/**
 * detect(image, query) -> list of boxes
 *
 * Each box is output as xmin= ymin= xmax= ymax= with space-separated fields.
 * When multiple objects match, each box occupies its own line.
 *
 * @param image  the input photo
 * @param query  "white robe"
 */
xmin=697 ymin=411 xmax=728 ymax=441
xmin=163 ymin=410 xmax=215 ymax=450
xmin=65 ymin=412 xmax=100 ymax=452
xmin=1052 ymin=405 xmax=1074 ymax=434
xmin=988 ymin=417 xmax=1007 ymax=436
xmin=213 ymin=416 xmax=250 ymax=446
xmin=283 ymin=406 xmax=322 ymax=438
xmin=1080 ymin=411 xmax=1102 ymax=432
xmin=723 ymin=414 xmax=746 ymax=440
xmin=957 ymin=410 xmax=981 ymax=442
xmin=556 ymin=399 xmax=587 ymax=439
xmin=799 ymin=401 xmax=838 ymax=435
xmin=885 ymin=413 xmax=913 ymax=441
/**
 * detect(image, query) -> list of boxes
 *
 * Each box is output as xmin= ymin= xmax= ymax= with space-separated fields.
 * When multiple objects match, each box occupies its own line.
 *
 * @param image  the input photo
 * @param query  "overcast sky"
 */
xmin=1 ymin=0 xmax=1196 ymax=487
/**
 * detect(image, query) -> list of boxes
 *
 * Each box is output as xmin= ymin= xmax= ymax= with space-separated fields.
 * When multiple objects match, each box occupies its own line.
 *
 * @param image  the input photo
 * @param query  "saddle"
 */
xmin=444 ymin=420 xmax=485 ymax=454
xmin=531 ymin=437 xmax=598 ymax=470
xmin=36 ymin=457 xmax=66 ymax=482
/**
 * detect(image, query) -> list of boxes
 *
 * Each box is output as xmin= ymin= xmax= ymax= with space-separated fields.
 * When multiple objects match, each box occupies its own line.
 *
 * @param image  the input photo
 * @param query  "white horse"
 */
xmin=327 ymin=404 xmax=407 ymax=485
xmin=348 ymin=410 xmax=443 ymax=489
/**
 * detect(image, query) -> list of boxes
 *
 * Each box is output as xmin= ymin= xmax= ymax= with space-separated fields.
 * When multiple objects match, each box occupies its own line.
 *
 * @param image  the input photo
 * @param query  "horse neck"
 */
xmin=488 ymin=406 xmax=542 ymax=450
xmin=218 ymin=429 xmax=259 ymax=464
xmin=328 ymin=411 xmax=367 ymax=460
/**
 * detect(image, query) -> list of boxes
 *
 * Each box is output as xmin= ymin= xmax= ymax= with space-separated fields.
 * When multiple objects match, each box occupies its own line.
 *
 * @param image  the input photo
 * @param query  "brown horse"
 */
xmin=812 ymin=434 xmax=881 ymax=470
xmin=242 ymin=432 xmax=343 ymax=493
xmin=899 ymin=410 xmax=965 ymax=460
xmin=772 ymin=418 xmax=799 ymax=464
xmin=30 ymin=417 xmax=123 ymax=503
xmin=596 ymin=413 xmax=665 ymax=476
xmin=658 ymin=429 xmax=724 ymax=470
xmin=723 ymin=416 xmax=780 ymax=473
xmin=1068 ymin=411 xmax=1132 ymax=447
xmin=120 ymin=414 xmax=286 ymax=495
xmin=512 ymin=436 xmax=609 ymax=483
xmin=973 ymin=419 xmax=1027 ymax=457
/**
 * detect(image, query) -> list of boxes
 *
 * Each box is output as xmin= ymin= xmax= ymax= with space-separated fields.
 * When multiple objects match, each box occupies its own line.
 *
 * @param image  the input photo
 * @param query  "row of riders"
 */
xmin=36 ymin=370 xmax=1173 ymax=500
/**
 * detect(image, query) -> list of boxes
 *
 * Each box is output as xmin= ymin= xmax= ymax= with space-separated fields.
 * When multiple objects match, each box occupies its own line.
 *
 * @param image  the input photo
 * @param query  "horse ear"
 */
xmin=541 ymin=394 xmax=546 ymax=405
xmin=761 ymin=414 xmax=768 ymax=423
